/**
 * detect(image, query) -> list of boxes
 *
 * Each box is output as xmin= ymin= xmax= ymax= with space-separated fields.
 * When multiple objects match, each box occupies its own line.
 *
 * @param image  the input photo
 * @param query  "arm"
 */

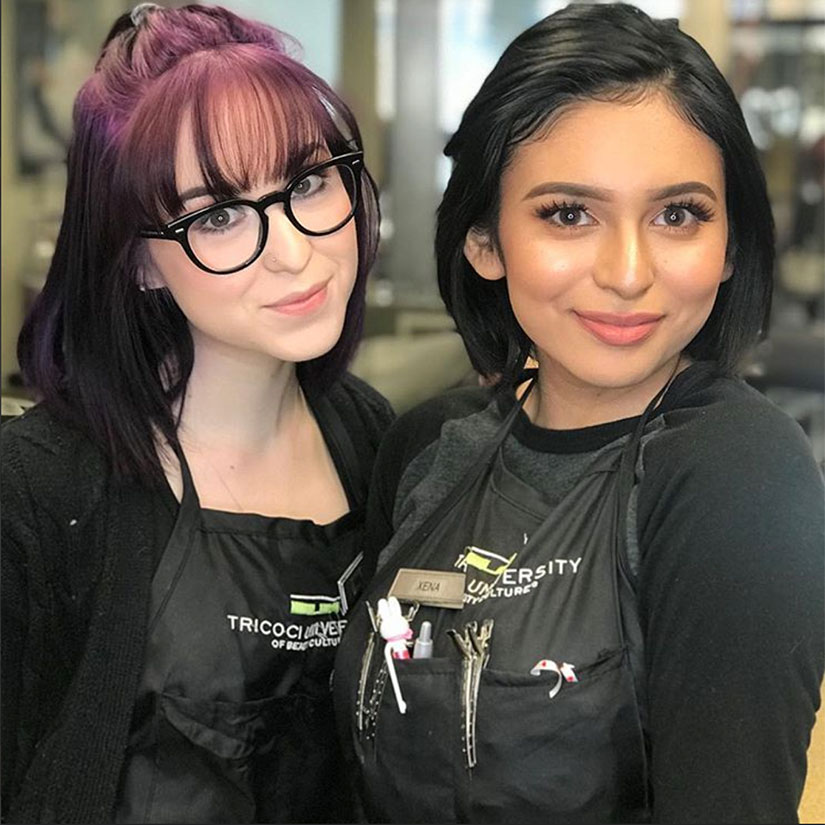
xmin=1 ymin=428 xmax=36 ymax=817
xmin=638 ymin=403 xmax=824 ymax=823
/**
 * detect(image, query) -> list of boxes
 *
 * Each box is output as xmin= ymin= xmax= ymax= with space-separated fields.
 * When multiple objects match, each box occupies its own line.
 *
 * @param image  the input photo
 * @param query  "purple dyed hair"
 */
xmin=17 ymin=3 xmax=380 ymax=484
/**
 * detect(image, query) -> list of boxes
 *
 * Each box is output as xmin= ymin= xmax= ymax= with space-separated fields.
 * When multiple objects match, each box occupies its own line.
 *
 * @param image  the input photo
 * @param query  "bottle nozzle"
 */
xmin=413 ymin=620 xmax=434 ymax=659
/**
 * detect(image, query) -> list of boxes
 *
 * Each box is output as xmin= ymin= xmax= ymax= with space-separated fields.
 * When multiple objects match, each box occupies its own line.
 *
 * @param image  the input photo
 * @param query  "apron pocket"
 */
xmin=160 ymin=692 xmax=271 ymax=759
xmin=362 ymin=658 xmax=459 ymax=824
xmin=143 ymin=692 xmax=347 ymax=824
xmin=472 ymin=647 xmax=647 ymax=824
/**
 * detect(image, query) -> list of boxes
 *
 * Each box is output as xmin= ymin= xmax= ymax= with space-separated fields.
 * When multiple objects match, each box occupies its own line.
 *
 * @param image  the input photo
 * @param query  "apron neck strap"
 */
xmin=311 ymin=393 xmax=367 ymax=510
xmin=615 ymin=358 xmax=682 ymax=576
xmin=169 ymin=440 xmax=202 ymax=513
xmin=493 ymin=369 xmax=538 ymax=450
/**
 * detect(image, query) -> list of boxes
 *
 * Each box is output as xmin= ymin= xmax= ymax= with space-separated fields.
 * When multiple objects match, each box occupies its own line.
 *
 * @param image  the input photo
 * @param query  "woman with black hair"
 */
xmin=1 ymin=4 xmax=392 ymax=823
xmin=333 ymin=4 xmax=824 ymax=822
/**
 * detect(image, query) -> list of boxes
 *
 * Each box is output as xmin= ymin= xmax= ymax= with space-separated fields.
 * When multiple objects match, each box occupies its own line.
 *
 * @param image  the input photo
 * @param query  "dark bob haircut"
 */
xmin=436 ymin=2 xmax=774 ymax=383
xmin=18 ymin=3 xmax=380 ymax=484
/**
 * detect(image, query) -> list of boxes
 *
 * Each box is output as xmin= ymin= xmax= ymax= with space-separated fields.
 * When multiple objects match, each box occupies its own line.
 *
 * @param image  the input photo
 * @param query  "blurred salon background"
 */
xmin=0 ymin=0 xmax=823 ymax=818
xmin=2 ymin=0 xmax=824 ymax=452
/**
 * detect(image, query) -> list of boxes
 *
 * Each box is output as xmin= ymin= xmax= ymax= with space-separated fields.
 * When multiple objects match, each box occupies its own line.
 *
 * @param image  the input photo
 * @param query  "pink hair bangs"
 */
xmin=118 ymin=43 xmax=351 ymax=226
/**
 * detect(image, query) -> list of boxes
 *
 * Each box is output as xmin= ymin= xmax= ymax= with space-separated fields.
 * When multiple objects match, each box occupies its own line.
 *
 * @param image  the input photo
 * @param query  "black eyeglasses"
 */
xmin=139 ymin=152 xmax=363 ymax=276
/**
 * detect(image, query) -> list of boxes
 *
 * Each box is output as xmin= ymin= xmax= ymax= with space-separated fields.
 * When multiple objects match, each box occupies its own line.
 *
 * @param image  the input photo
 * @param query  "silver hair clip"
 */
xmin=130 ymin=2 xmax=161 ymax=27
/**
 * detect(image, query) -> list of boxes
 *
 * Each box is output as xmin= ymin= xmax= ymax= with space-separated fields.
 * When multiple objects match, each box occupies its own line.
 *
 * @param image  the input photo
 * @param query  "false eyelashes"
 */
xmin=533 ymin=198 xmax=716 ymax=228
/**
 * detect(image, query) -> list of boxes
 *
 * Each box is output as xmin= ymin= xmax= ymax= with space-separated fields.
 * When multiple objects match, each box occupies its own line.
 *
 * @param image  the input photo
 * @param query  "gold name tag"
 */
xmin=388 ymin=568 xmax=466 ymax=609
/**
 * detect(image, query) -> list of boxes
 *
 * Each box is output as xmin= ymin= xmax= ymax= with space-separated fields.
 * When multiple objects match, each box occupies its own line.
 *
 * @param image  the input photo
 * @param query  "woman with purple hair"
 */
xmin=1 ymin=3 xmax=392 ymax=822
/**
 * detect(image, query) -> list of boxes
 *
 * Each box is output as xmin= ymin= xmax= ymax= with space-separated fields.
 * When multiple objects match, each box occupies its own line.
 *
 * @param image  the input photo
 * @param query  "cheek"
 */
xmin=147 ymin=241 xmax=203 ymax=289
xmin=505 ymin=240 xmax=591 ymax=306
xmin=657 ymin=239 xmax=729 ymax=303
xmin=336 ymin=222 xmax=360 ymax=281
xmin=149 ymin=243 xmax=248 ymax=317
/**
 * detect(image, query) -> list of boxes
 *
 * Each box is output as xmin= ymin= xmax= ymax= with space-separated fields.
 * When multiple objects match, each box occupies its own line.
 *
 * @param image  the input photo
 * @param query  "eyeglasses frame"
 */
xmin=139 ymin=151 xmax=364 ymax=276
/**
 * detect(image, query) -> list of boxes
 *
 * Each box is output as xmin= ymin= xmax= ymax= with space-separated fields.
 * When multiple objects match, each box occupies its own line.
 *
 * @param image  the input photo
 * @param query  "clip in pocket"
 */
xmin=448 ymin=618 xmax=494 ymax=769
xmin=357 ymin=600 xmax=420 ymax=738
xmin=530 ymin=658 xmax=578 ymax=699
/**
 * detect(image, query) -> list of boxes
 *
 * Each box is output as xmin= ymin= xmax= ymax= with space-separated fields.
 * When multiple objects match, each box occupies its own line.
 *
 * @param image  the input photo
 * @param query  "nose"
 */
xmin=260 ymin=206 xmax=312 ymax=275
xmin=592 ymin=223 xmax=654 ymax=299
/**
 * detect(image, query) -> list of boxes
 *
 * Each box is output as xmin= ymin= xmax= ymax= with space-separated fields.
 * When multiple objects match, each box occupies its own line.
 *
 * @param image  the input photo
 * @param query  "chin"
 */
xmin=559 ymin=351 xmax=677 ymax=392
xmin=276 ymin=323 xmax=347 ymax=364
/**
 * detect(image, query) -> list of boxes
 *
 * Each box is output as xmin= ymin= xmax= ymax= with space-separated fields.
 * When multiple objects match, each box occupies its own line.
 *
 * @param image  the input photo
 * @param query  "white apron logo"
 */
xmin=454 ymin=545 xmax=582 ymax=604
xmin=225 ymin=613 xmax=347 ymax=650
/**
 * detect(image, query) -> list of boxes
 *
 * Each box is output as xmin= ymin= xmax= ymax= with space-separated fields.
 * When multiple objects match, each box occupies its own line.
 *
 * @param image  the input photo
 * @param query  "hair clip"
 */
xmin=130 ymin=2 xmax=161 ymax=27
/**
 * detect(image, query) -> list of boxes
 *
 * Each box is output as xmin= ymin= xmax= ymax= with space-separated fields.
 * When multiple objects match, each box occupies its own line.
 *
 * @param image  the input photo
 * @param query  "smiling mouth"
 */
xmin=267 ymin=281 xmax=330 ymax=316
xmin=574 ymin=311 xmax=664 ymax=346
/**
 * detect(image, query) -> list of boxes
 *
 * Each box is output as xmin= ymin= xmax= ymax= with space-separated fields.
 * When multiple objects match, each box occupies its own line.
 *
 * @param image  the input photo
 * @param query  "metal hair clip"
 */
xmin=130 ymin=2 xmax=161 ymax=27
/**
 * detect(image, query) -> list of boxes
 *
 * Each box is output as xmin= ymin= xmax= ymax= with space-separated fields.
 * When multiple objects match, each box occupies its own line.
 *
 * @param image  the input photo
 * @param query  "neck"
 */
xmin=524 ymin=354 xmax=684 ymax=430
xmin=175 ymin=337 xmax=303 ymax=452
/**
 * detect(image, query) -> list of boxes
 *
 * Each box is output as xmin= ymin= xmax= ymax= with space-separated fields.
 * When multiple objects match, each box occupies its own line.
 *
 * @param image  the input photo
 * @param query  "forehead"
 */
xmin=504 ymin=93 xmax=725 ymax=198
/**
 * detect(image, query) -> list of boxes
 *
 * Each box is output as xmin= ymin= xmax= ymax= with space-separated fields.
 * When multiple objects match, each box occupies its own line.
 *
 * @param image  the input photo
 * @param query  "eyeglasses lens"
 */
xmin=291 ymin=162 xmax=357 ymax=234
xmin=187 ymin=204 xmax=262 ymax=274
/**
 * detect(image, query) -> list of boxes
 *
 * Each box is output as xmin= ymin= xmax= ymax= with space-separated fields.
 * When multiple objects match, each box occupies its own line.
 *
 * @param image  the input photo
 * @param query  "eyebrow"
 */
xmin=523 ymin=180 xmax=719 ymax=203
xmin=179 ymin=185 xmax=213 ymax=204
xmin=177 ymin=142 xmax=329 ymax=206
xmin=648 ymin=181 xmax=718 ymax=202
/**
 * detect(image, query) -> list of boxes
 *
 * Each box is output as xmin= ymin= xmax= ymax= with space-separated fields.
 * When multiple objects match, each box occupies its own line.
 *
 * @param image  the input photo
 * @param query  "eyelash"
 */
xmin=534 ymin=200 xmax=589 ymax=223
xmin=666 ymin=199 xmax=715 ymax=223
xmin=534 ymin=199 xmax=716 ymax=227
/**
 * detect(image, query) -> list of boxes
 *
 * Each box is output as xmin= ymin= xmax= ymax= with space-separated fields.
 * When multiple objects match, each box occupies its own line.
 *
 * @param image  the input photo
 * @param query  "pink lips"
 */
xmin=267 ymin=281 xmax=329 ymax=316
xmin=574 ymin=311 xmax=663 ymax=346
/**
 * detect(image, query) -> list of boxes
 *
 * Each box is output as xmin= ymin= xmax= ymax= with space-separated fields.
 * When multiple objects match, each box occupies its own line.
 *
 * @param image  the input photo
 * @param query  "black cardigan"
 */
xmin=1 ymin=373 xmax=394 ymax=824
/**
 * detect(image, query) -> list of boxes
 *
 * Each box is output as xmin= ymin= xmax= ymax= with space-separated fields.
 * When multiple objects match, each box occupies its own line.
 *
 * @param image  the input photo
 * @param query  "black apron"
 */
xmin=116 ymin=397 xmax=365 ymax=824
xmin=334 ymin=377 xmax=663 ymax=824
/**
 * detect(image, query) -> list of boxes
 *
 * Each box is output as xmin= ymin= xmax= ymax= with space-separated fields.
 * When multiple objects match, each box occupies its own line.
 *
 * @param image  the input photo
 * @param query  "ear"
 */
xmin=721 ymin=260 xmax=733 ymax=283
xmin=464 ymin=227 xmax=505 ymax=281
xmin=136 ymin=239 xmax=167 ymax=291
xmin=139 ymin=254 xmax=166 ymax=290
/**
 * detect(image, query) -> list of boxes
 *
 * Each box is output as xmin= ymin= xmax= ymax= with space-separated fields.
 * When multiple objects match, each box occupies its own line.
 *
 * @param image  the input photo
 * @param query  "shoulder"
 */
xmin=648 ymin=369 xmax=820 ymax=486
xmin=1 ymin=404 xmax=108 ymax=523
xmin=2 ymin=403 xmax=96 ymax=465
xmin=326 ymin=373 xmax=395 ymax=442
xmin=362 ymin=384 xmax=495 ymax=570
xmin=372 ymin=384 xmax=494 ymax=508
xmin=379 ymin=383 xmax=493 ymax=468
xmin=637 ymin=366 xmax=824 ymax=572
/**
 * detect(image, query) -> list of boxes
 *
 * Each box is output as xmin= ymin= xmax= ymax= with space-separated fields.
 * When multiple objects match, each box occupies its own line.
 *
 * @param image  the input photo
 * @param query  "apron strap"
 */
xmin=369 ymin=374 xmax=538 ymax=590
xmin=149 ymin=443 xmax=201 ymax=633
xmin=614 ymin=361 xmax=681 ymax=585
xmin=312 ymin=393 xmax=368 ymax=510
xmin=610 ymin=364 xmax=678 ymax=818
